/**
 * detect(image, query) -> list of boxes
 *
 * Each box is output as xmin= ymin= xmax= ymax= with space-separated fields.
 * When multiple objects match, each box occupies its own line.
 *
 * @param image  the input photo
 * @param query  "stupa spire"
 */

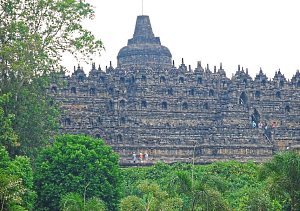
xmin=117 ymin=15 xmax=172 ymax=68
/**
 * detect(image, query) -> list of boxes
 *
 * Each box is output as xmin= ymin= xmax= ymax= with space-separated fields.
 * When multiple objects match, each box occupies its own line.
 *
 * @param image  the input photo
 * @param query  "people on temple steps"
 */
xmin=132 ymin=151 xmax=149 ymax=163
xmin=132 ymin=152 xmax=137 ymax=163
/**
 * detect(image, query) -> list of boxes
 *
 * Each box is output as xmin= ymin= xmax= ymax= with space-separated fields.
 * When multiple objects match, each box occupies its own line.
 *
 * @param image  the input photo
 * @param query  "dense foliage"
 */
xmin=0 ymin=146 xmax=35 ymax=210
xmin=261 ymin=151 xmax=300 ymax=210
xmin=120 ymin=157 xmax=299 ymax=210
xmin=60 ymin=192 xmax=106 ymax=211
xmin=34 ymin=134 xmax=121 ymax=211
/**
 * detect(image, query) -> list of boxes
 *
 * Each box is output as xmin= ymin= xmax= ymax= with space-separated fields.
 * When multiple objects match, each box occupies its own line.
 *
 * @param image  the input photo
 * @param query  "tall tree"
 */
xmin=34 ymin=135 xmax=121 ymax=211
xmin=261 ymin=151 xmax=300 ymax=211
xmin=0 ymin=0 xmax=103 ymax=157
xmin=0 ymin=146 xmax=35 ymax=211
xmin=172 ymin=171 xmax=230 ymax=211
xmin=0 ymin=94 xmax=18 ymax=154
xmin=119 ymin=181 xmax=183 ymax=211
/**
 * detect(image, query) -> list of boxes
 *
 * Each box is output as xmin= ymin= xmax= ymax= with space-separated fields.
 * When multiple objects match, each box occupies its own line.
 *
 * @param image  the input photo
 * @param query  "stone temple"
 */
xmin=50 ymin=15 xmax=300 ymax=164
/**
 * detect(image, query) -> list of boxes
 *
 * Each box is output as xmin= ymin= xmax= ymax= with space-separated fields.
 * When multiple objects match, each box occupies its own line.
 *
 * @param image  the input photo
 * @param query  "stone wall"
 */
xmin=49 ymin=63 xmax=300 ymax=164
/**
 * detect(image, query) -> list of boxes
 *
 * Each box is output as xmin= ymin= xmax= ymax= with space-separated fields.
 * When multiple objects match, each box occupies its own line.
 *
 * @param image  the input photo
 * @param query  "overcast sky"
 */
xmin=62 ymin=0 xmax=300 ymax=79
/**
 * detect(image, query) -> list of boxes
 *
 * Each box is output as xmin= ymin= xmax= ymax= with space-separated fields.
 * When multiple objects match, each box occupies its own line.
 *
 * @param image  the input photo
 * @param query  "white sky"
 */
xmin=62 ymin=0 xmax=300 ymax=79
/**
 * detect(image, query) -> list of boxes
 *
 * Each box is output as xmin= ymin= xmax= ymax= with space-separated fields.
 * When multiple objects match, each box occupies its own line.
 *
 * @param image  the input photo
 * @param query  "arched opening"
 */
xmin=89 ymin=88 xmax=96 ymax=95
xmin=243 ymin=78 xmax=248 ymax=85
xmin=189 ymin=89 xmax=195 ymax=96
xmin=120 ymin=117 xmax=126 ymax=125
xmin=203 ymin=102 xmax=209 ymax=109
xmin=51 ymin=86 xmax=57 ymax=93
xmin=167 ymin=88 xmax=173 ymax=96
xmin=128 ymin=75 xmax=135 ymax=84
xmin=160 ymin=76 xmax=166 ymax=83
xmin=116 ymin=134 xmax=123 ymax=143
xmin=276 ymin=91 xmax=281 ymax=99
xmin=64 ymin=118 xmax=71 ymax=126
xmin=251 ymin=108 xmax=260 ymax=128
xmin=97 ymin=117 xmax=102 ymax=124
xmin=141 ymin=75 xmax=147 ymax=82
xmin=162 ymin=102 xmax=168 ymax=110
xmin=285 ymin=105 xmax=291 ymax=113
xmin=78 ymin=75 xmax=84 ymax=82
xmin=209 ymin=89 xmax=215 ymax=97
xmin=262 ymin=79 xmax=266 ymax=86
xmin=108 ymin=100 xmax=114 ymax=111
xmin=222 ymin=81 xmax=226 ymax=88
xmin=197 ymin=77 xmax=203 ymax=84
xmin=297 ymin=81 xmax=300 ymax=87
xmin=182 ymin=102 xmax=188 ymax=110
xmin=95 ymin=134 xmax=101 ymax=139
xmin=179 ymin=77 xmax=184 ymax=84
xmin=255 ymin=91 xmax=261 ymax=98
xmin=239 ymin=92 xmax=248 ymax=105
xmin=279 ymin=80 xmax=284 ymax=87
xmin=120 ymin=77 xmax=125 ymax=83
xmin=141 ymin=100 xmax=147 ymax=109
xmin=71 ymin=87 xmax=76 ymax=94
xmin=119 ymin=99 xmax=125 ymax=108
xmin=99 ymin=76 xmax=105 ymax=82
xmin=108 ymin=87 xmax=114 ymax=95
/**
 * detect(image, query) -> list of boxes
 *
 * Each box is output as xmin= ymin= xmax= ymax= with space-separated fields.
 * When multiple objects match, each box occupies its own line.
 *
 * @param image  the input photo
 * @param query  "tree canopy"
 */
xmin=0 ymin=146 xmax=35 ymax=211
xmin=34 ymin=134 xmax=121 ymax=211
xmin=261 ymin=151 xmax=300 ymax=210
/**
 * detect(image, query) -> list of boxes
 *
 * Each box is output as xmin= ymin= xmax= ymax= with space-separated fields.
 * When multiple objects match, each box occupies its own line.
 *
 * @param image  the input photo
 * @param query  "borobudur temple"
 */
xmin=49 ymin=15 xmax=300 ymax=164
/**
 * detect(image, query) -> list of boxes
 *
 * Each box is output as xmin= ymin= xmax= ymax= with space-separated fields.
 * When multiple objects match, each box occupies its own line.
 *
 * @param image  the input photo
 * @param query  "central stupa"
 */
xmin=117 ymin=15 xmax=172 ymax=68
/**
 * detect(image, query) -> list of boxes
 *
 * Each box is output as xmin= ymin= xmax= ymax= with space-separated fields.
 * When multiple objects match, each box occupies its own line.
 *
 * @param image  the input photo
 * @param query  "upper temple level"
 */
xmin=117 ymin=15 xmax=172 ymax=68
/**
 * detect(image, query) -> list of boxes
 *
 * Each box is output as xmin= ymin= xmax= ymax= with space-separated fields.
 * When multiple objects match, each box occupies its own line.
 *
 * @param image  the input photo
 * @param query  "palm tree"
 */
xmin=60 ymin=192 xmax=106 ymax=211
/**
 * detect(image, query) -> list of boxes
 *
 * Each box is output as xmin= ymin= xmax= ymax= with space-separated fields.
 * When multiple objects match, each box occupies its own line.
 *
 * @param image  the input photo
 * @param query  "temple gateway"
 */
xmin=50 ymin=15 xmax=300 ymax=164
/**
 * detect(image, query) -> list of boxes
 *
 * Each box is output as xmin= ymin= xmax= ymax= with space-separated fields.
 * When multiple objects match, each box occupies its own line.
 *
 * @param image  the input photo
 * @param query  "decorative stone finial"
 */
xmin=117 ymin=15 xmax=172 ymax=68
xmin=197 ymin=61 xmax=202 ymax=68
xmin=181 ymin=58 xmax=184 ymax=65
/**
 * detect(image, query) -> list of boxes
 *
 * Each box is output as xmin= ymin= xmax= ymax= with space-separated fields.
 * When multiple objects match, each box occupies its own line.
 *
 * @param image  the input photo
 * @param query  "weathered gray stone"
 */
xmin=49 ymin=16 xmax=300 ymax=165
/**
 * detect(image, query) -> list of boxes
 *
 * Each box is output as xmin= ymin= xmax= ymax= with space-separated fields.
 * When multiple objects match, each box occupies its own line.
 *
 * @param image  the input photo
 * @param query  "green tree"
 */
xmin=119 ymin=196 xmax=144 ymax=211
xmin=261 ymin=151 xmax=300 ymax=210
xmin=0 ymin=146 xmax=35 ymax=211
xmin=34 ymin=134 xmax=120 ymax=211
xmin=173 ymin=171 xmax=230 ymax=211
xmin=0 ymin=0 xmax=104 ymax=158
xmin=0 ymin=94 xmax=19 ymax=154
xmin=60 ymin=192 xmax=106 ymax=211
xmin=11 ymin=77 xmax=60 ymax=158
xmin=238 ymin=186 xmax=281 ymax=211
xmin=120 ymin=181 xmax=183 ymax=211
